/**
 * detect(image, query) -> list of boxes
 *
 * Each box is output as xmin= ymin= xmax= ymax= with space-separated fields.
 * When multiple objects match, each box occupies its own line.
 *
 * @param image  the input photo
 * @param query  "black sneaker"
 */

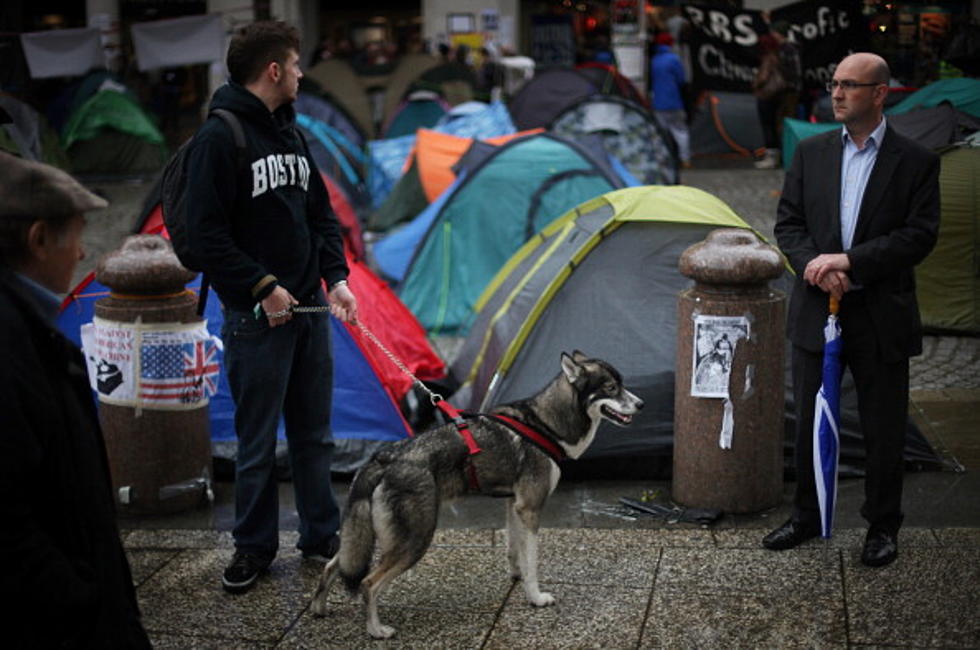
xmin=221 ymin=552 xmax=271 ymax=594
xmin=301 ymin=534 xmax=340 ymax=563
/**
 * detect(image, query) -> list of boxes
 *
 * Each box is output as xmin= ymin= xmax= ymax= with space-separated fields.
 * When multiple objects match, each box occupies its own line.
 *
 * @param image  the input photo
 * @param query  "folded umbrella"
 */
xmin=813 ymin=295 xmax=842 ymax=539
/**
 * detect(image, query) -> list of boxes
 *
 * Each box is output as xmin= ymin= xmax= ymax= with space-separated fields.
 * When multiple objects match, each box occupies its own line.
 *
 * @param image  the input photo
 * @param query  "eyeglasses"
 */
xmin=826 ymin=80 xmax=882 ymax=92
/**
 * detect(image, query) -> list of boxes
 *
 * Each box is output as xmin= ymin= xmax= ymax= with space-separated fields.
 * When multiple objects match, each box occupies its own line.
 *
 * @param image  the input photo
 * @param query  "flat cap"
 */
xmin=0 ymin=151 xmax=107 ymax=219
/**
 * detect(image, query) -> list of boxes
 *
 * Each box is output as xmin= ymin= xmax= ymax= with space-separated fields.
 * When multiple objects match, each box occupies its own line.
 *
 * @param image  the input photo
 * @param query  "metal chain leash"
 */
xmin=287 ymin=305 xmax=445 ymax=405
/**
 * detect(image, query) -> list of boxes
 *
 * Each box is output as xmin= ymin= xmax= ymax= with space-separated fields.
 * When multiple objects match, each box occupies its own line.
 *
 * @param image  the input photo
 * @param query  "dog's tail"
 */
xmin=337 ymin=459 xmax=384 ymax=593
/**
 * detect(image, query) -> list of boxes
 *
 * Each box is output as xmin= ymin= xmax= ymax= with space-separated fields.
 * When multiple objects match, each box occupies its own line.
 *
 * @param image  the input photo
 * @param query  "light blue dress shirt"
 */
xmin=839 ymin=117 xmax=887 ymax=251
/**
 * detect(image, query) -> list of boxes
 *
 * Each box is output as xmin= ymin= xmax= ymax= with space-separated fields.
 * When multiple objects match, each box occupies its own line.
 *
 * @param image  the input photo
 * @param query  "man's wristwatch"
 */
xmin=330 ymin=279 xmax=348 ymax=292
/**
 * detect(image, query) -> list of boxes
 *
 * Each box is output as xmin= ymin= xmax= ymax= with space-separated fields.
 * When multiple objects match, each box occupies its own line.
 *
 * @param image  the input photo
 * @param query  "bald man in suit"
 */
xmin=765 ymin=53 xmax=940 ymax=567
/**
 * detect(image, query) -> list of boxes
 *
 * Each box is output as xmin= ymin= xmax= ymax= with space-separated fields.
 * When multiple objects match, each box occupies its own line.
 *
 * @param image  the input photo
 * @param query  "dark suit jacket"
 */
xmin=775 ymin=124 xmax=940 ymax=361
xmin=0 ymin=270 xmax=150 ymax=648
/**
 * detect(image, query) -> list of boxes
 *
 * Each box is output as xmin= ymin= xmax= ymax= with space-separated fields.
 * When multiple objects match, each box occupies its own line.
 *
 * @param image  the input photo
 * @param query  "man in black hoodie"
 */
xmin=185 ymin=21 xmax=359 ymax=594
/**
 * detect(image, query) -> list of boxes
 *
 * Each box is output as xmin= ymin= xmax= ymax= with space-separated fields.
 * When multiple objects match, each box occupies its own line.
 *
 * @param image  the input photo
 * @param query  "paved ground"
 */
xmin=79 ymin=162 xmax=979 ymax=648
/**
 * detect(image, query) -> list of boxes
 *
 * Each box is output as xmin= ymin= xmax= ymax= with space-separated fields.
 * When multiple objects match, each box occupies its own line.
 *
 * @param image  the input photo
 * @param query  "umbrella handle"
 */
xmin=829 ymin=295 xmax=839 ymax=316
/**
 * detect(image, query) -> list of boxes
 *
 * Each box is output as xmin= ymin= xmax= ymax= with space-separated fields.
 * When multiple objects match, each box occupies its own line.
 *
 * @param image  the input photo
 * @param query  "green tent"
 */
xmin=62 ymin=89 xmax=166 ymax=175
xmin=397 ymin=133 xmax=624 ymax=335
xmin=368 ymin=160 xmax=428 ymax=232
xmin=916 ymin=140 xmax=980 ymax=333
xmin=888 ymin=78 xmax=980 ymax=118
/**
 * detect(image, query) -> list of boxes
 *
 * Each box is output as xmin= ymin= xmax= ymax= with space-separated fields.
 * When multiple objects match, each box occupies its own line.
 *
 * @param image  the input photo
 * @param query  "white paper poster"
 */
xmin=691 ymin=314 xmax=749 ymax=399
xmin=81 ymin=317 xmax=221 ymax=410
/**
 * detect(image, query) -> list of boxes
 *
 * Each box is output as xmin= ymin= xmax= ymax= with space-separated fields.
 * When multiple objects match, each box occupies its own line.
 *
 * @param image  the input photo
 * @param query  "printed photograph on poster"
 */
xmin=691 ymin=314 xmax=749 ymax=398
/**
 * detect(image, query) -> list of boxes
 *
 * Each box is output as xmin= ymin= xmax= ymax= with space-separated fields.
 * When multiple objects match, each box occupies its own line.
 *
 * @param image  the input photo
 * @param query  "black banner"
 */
xmin=771 ymin=0 xmax=870 ymax=89
xmin=682 ymin=2 xmax=869 ymax=93
xmin=682 ymin=4 xmax=768 ymax=93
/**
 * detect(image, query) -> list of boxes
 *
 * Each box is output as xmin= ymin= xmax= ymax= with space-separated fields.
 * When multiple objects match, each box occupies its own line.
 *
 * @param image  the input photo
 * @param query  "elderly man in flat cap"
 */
xmin=0 ymin=152 xmax=151 ymax=648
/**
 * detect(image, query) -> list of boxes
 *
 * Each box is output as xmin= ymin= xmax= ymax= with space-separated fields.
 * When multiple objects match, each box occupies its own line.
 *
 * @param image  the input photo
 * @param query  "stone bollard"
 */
xmin=87 ymin=235 xmax=215 ymax=514
xmin=673 ymin=228 xmax=786 ymax=513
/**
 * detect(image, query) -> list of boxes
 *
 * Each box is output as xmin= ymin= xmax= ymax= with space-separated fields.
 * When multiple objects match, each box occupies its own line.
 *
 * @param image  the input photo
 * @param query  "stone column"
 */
xmin=673 ymin=228 xmax=786 ymax=513
xmin=94 ymin=235 xmax=213 ymax=514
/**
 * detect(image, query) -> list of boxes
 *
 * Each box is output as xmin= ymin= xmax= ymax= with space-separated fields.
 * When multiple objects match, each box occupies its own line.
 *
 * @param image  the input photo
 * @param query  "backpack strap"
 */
xmin=210 ymin=108 xmax=247 ymax=170
xmin=193 ymin=108 xmax=247 ymax=317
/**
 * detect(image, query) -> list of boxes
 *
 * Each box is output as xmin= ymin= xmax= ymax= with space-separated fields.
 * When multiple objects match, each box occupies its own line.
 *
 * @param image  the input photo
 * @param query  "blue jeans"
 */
xmin=222 ymin=294 xmax=339 ymax=558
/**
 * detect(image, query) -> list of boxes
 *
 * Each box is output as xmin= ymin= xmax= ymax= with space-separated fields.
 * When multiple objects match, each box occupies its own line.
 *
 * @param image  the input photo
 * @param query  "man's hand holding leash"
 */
xmin=262 ymin=285 xmax=299 ymax=327
xmin=328 ymin=280 xmax=358 ymax=323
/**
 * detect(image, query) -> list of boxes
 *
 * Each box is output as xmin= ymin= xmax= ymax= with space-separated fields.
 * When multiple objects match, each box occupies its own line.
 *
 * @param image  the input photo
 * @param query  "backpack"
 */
xmin=160 ymin=108 xmax=246 ymax=314
xmin=161 ymin=108 xmax=246 ymax=272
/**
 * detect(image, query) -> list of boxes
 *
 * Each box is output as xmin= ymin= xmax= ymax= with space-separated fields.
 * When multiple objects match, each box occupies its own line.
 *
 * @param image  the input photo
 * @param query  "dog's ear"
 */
xmin=572 ymin=350 xmax=589 ymax=363
xmin=561 ymin=352 xmax=582 ymax=383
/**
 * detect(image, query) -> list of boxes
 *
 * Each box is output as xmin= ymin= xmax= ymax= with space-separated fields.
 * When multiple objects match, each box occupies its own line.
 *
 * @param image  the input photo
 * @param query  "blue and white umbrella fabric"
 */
xmin=813 ymin=296 xmax=842 ymax=539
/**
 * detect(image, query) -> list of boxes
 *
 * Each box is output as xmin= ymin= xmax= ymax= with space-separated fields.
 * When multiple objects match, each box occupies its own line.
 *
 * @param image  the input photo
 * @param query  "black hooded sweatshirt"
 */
xmin=185 ymin=82 xmax=347 ymax=311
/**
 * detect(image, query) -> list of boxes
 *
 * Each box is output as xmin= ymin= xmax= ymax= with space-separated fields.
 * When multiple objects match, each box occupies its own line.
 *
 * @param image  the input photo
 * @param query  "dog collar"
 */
xmin=488 ymin=414 xmax=566 ymax=463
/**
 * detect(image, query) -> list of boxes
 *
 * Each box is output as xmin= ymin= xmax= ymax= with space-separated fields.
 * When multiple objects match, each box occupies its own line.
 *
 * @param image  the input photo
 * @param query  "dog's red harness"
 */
xmin=434 ymin=400 xmax=565 ymax=493
xmin=435 ymin=400 xmax=483 ymax=490
xmin=487 ymin=414 xmax=566 ymax=463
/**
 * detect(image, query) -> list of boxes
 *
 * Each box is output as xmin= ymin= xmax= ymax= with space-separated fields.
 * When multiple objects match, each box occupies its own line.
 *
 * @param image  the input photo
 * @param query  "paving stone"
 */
xmin=844 ymin=547 xmax=980 ymax=647
xmin=533 ymin=528 xmax=663 ymax=588
xmin=431 ymin=527 xmax=496 ymax=547
xmin=136 ymin=549 xmax=313 ymax=644
xmin=124 ymin=528 xmax=235 ymax=550
xmin=641 ymin=547 xmax=846 ymax=648
xmin=126 ymin=548 xmax=180 ymax=587
xmin=485 ymin=583 xmax=649 ymax=650
xmin=934 ymin=527 xmax=980 ymax=546
xmin=381 ymin=546 xmax=512 ymax=611
xmin=147 ymin=632 xmax=269 ymax=649
xmin=280 ymin=603 xmax=494 ymax=649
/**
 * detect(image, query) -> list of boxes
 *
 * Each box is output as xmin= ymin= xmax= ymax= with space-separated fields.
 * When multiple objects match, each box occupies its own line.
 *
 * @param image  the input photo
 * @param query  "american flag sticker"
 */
xmin=140 ymin=335 xmax=220 ymax=404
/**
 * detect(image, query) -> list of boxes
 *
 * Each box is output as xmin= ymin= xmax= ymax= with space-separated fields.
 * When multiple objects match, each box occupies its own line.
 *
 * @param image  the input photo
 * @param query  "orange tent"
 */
xmin=414 ymin=128 xmax=543 ymax=202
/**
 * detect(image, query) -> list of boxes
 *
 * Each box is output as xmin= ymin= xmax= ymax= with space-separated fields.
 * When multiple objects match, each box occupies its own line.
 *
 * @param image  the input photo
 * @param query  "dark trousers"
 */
xmin=756 ymin=91 xmax=799 ymax=150
xmin=222 ymin=294 xmax=340 ymax=557
xmin=791 ymin=293 xmax=909 ymax=533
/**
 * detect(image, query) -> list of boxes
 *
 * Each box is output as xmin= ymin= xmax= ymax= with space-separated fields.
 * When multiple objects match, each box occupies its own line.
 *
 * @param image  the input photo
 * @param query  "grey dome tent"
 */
xmin=507 ymin=66 xmax=630 ymax=131
xmin=690 ymin=91 xmax=765 ymax=158
xmin=451 ymin=185 xmax=945 ymax=477
xmin=550 ymin=95 xmax=679 ymax=185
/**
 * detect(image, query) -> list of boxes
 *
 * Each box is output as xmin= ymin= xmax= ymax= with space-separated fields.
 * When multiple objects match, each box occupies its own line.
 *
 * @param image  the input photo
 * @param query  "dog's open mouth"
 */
xmin=601 ymin=404 xmax=633 ymax=425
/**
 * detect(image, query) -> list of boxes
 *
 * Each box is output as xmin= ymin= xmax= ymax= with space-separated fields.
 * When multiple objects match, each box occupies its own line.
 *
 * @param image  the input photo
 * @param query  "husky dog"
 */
xmin=310 ymin=351 xmax=643 ymax=639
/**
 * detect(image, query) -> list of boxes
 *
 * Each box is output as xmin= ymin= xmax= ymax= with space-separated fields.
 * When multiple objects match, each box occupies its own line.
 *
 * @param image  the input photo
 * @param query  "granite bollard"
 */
xmin=92 ymin=235 xmax=213 ymax=514
xmin=673 ymin=228 xmax=786 ymax=513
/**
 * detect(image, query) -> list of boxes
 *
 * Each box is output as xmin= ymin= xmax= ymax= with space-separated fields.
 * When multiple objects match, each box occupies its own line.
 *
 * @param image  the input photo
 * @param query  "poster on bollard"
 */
xmin=691 ymin=314 xmax=749 ymax=398
xmin=80 ymin=318 xmax=221 ymax=409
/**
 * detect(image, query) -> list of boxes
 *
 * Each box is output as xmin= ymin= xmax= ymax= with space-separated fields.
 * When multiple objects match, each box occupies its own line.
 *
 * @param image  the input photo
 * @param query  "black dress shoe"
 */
xmin=761 ymin=518 xmax=820 ymax=550
xmin=861 ymin=529 xmax=898 ymax=567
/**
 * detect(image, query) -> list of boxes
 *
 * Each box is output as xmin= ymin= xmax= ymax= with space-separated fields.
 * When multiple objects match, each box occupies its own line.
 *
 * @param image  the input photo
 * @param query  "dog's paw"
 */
xmin=528 ymin=591 xmax=555 ymax=607
xmin=310 ymin=596 xmax=329 ymax=617
xmin=368 ymin=623 xmax=396 ymax=639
